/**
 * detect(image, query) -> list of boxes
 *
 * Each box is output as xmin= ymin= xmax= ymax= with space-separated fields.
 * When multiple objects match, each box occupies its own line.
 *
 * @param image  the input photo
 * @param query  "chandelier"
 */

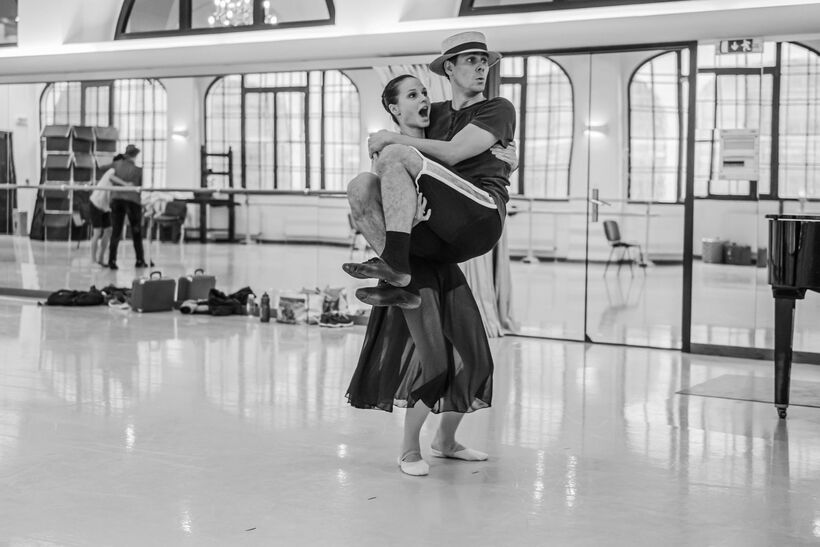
xmin=207 ymin=0 xmax=278 ymax=27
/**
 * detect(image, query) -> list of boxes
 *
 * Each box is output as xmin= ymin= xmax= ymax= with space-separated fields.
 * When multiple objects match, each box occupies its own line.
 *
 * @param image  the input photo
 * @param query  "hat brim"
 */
xmin=429 ymin=49 xmax=502 ymax=76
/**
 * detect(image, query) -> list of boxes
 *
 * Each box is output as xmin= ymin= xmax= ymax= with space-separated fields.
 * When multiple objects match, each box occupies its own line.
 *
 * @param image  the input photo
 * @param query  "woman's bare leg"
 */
xmin=347 ymin=173 xmax=386 ymax=254
xmin=90 ymin=228 xmax=101 ymax=263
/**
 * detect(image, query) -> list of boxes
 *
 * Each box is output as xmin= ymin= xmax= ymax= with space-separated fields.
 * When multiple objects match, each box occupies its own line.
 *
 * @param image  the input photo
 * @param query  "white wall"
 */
xmin=0 ymin=83 xmax=45 ymax=222
xmin=161 ymin=77 xmax=205 ymax=191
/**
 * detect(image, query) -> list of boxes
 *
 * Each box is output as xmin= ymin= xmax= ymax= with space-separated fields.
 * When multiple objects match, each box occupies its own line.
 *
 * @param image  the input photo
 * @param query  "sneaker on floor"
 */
xmin=319 ymin=312 xmax=354 ymax=328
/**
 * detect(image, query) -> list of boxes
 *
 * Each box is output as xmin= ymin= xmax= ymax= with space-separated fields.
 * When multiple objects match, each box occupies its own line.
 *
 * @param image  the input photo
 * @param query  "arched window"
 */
xmin=116 ymin=0 xmax=334 ymax=39
xmin=40 ymin=79 xmax=168 ymax=187
xmin=628 ymin=50 xmax=689 ymax=202
xmin=205 ymin=70 xmax=360 ymax=191
xmin=500 ymin=55 xmax=573 ymax=198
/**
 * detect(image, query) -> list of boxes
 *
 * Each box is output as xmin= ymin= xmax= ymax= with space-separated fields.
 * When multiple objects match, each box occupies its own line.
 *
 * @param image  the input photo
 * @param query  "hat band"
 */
xmin=442 ymin=41 xmax=489 ymax=58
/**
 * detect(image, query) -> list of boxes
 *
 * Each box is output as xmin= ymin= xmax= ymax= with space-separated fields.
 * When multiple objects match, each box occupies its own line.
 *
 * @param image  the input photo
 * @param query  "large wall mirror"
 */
xmin=0 ymin=38 xmax=818 ymax=359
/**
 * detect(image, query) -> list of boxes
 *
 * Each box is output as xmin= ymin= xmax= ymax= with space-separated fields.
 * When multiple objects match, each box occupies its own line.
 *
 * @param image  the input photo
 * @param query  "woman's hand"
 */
xmin=413 ymin=191 xmax=431 ymax=227
xmin=368 ymin=130 xmax=398 ymax=158
xmin=491 ymin=140 xmax=519 ymax=172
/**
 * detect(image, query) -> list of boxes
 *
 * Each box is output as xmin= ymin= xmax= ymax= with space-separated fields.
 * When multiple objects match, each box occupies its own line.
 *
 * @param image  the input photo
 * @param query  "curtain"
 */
xmin=374 ymin=64 xmax=451 ymax=102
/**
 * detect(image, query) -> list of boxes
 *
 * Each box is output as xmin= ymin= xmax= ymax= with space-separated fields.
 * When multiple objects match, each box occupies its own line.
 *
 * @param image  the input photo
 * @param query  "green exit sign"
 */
xmin=719 ymin=38 xmax=763 ymax=54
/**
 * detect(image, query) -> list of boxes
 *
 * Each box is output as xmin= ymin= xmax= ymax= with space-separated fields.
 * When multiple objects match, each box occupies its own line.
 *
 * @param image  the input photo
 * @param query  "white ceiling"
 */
xmin=1 ymin=0 xmax=820 ymax=83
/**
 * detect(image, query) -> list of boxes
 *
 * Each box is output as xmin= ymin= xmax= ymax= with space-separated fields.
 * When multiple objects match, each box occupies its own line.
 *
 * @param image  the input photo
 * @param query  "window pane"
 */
xmin=41 ymin=79 xmax=167 ymax=187
xmin=275 ymin=92 xmax=306 ymax=190
xmin=123 ymin=0 xmax=332 ymax=35
xmin=778 ymin=42 xmax=820 ymax=198
xmin=0 ymin=0 xmax=17 ymax=45
xmin=192 ymin=0 xmax=253 ymax=28
xmin=516 ymin=55 xmax=573 ymax=198
xmin=322 ymin=70 xmax=360 ymax=191
xmin=113 ymin=79 xmax=168 ymax=188
xmin=629 ymin=51 xmax=681 ymax=202
xmin=499 ymin=82 xmax=521 ymax=193
xmin=126 ymin=0 xmax=181 ymax=33
xmin=206 ymin=70 xmax=360 ymax=192
xmin=205 ymin=75 xmax=242 ymax=185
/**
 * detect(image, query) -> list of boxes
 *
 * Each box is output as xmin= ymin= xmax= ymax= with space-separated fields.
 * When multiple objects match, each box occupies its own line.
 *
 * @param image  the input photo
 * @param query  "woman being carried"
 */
xmin=346 ymin=75 xmax=515 ymax=476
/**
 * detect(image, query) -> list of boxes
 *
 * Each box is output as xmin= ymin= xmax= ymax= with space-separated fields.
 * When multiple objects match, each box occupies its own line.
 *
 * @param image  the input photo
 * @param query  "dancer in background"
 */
xmin=88 ymin=153 xmax=124 ymax=267
xmin=107 ymin=144 xmax=146 ymax=270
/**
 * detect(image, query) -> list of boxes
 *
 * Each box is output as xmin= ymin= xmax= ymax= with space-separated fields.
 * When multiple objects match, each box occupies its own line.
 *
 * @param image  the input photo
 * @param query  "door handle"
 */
xmin=589 ymin=188 xmax=611 ymax=222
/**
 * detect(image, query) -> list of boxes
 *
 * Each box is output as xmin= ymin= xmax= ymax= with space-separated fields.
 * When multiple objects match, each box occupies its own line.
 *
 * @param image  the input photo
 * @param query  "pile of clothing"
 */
xmin=179 ymin=287 xmax=255 ymax=316
xmin=42 ymin=285 xmax=131 ymax=308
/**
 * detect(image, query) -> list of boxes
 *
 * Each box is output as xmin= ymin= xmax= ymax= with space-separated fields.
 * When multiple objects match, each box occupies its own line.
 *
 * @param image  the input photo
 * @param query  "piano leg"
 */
xmin=773 ymin=296 xmax=796 ymax=419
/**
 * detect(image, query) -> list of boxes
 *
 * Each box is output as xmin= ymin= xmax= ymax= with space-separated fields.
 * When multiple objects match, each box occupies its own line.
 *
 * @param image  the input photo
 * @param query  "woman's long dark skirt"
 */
xmin=346 ymin=256 xmax=493 ymax=413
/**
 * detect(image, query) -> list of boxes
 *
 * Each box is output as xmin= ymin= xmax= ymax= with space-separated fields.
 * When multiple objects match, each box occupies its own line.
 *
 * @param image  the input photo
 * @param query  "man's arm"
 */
xmin=369 ymin=125 xmax=496 ymax=166
xmin=108 ymin=174 xmax=131 ymax=186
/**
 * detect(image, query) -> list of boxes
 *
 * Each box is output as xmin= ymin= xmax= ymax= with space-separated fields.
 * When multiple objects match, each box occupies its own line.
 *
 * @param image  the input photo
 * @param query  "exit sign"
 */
xmin=719 ymin=38 xmax=763 ymax=54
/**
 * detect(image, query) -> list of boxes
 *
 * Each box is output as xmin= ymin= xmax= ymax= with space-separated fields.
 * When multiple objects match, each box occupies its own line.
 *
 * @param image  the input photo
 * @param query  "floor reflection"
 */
xmin=2 ymin=297 xmax=820 ymax=544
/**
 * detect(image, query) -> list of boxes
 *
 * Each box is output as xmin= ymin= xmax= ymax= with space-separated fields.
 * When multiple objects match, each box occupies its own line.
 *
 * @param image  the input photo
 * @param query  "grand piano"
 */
xmin=766 ymin=213 xmax=820 ymax=418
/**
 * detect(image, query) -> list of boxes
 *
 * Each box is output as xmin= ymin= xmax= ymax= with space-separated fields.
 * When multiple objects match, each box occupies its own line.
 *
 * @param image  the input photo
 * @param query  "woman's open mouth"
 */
xmin=419 ymin=106 xmax=429 ymax=117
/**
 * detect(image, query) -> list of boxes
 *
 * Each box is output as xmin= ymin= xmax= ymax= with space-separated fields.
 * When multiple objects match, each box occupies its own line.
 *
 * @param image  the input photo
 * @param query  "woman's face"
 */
xmin=390 ymin=77 xmax=430 ymax=131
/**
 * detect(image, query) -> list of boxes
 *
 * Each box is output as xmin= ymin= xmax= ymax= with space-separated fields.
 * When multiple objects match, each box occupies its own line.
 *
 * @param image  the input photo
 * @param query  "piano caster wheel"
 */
xmin=777 ymin=408 xmax=788 ymax=419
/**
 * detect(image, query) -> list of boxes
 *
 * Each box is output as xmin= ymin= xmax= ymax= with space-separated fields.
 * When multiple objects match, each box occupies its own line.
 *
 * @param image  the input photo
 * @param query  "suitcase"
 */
xmin=177 ymin=268 xmax=216 ymax=304
xmin=131 ymin=271 xmax=176 ymax=312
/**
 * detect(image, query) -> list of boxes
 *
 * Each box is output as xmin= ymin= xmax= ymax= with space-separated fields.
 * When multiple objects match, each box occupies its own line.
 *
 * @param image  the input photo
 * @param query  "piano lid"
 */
xmin=766 ymin=214 xmax=820 ymax=221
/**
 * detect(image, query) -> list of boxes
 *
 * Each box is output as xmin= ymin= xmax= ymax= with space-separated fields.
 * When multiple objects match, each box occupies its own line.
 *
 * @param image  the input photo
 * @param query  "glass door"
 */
xmin=501 ymin=53 xmax=590 ymax=340
xmin=583 ymin=46 xmax=693 ymax=349
xmin=690 ymin=43 xmax=772 ymax=352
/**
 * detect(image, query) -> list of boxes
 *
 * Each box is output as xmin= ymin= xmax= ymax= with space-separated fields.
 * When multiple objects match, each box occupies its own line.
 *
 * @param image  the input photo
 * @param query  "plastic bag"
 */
xmin=276 ymin=292 xmax=307 ymax=324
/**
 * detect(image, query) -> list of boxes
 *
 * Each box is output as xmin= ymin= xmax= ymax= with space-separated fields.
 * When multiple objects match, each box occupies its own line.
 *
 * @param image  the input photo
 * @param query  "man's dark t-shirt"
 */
xmin=427 ymin=97 xmax=516 ymax=215
xmin=111 ymin=159 xmax=143 ymax=205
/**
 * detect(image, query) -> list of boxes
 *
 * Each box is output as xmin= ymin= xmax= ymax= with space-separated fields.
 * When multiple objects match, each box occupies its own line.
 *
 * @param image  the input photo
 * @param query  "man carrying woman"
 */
xmin=345 ymin=31 xmax=517 ymax=476
xmin=345 ymin=31 xmax=516 ymax=307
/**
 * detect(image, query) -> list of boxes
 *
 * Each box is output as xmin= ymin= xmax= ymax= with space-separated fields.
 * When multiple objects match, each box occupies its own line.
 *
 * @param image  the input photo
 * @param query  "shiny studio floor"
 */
xmin=2 ymin=297 xmax=820 ymax=546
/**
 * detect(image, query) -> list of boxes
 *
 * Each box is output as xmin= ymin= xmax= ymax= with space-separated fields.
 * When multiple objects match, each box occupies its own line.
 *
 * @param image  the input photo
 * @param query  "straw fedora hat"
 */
xmin=429 ymin=31 xmax=502 ymax=76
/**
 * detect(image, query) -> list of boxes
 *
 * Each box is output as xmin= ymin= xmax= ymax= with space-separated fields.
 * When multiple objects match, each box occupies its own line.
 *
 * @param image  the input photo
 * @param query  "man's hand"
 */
xmin=368 ymin=130 xmax=399 ymax=158
xmin=491 ymin=140 xmax=519 ymax=172
xmin=413 ymin=191 xmax=431 ymax=227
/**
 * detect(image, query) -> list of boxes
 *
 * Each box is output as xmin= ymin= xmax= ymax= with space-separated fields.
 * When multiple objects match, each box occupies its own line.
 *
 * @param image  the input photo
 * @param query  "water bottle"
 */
xmin=260 ymin=292 xmax=271 ymax=323
xmin=246 ymin=294 xmax=256 ymax=316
